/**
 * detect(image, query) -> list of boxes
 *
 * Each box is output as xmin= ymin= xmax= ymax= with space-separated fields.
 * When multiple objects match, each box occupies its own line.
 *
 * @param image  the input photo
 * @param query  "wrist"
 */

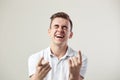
xmin=69 ymin=73 xmax=80 ymax=80
xmin=31 ymin=74 xmax=43 ymax=80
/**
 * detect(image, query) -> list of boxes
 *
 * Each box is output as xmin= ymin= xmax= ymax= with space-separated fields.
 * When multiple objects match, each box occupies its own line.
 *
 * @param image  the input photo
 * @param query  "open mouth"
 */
xmin=55 ymin=35 xmax=64 ymax=39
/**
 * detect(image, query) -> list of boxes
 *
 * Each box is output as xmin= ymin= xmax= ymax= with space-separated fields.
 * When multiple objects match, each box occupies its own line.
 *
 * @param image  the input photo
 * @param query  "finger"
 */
xmin=37 ymin=62 xmax=50 ymax=73
xmin=70 ymin=57 xmax=76 ymax=67
xmin=36 ymin=66 xmax=43 ymax=72
xmin=68 ymin=58 xmax=72 ymax=67
xmin=44 ymin=66 xmax=51 ymax=75
xmin=40 ymin=63 xmax=51 ymax=76
xmin=41 ymin=65 xmax=51 ymax=78
xmin=72 ymin=57 xmax=78 ymax=66
xmin=41 ymin=63 xmax=51 ymax=72
xmin=68 ymin=59 xmax=73 ymax=72
xmin=37 ymin=57 xmax=44 ymax=66
xmin=42 ymin=61 xmax=49 ymax=67
xmin=77 ymin=50 xmax=82 ymax=63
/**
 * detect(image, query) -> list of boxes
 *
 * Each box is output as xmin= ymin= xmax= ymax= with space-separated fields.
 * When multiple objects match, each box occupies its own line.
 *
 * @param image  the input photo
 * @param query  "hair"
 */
xmin=50 ymin=12 xmax=73 ymax=31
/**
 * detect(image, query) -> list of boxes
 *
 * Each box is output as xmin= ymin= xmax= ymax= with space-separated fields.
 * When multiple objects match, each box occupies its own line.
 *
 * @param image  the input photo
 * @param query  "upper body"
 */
xmin=28 ymin=12 xmax=88 ymax=80
xmin=28 ymin=47 xmax=87 ymax=80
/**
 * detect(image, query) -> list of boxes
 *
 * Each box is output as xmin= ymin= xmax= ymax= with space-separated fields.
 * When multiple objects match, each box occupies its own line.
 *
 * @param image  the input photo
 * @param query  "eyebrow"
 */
xmin=54 ymin=24 xmax=59 ymax=26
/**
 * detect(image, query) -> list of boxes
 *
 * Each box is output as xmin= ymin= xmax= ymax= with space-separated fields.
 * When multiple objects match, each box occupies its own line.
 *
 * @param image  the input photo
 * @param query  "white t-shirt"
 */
xmin=28 ymin=47 xmax=87 ymax=80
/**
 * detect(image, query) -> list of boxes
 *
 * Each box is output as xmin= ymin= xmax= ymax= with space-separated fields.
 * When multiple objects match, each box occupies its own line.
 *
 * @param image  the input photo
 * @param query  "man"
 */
xmin=28 ymin=12 xmax=87 ymax=80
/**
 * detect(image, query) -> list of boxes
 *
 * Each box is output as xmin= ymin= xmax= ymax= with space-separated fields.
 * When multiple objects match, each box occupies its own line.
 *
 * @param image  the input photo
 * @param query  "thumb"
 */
xmin=37 ymin=57 xmax=44 ymax=66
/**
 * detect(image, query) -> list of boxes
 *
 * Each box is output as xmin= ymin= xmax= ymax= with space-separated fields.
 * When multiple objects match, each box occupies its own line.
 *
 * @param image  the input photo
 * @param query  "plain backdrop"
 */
xmin=0 ymin=0 xmax=120 ymax=80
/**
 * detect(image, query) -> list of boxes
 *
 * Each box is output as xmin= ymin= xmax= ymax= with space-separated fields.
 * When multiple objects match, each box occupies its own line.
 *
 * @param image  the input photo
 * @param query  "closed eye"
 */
xmin=54 ymin=24 xmax=59 ymax=29
xmin=62 ymin=26 xmax=68 ymax=30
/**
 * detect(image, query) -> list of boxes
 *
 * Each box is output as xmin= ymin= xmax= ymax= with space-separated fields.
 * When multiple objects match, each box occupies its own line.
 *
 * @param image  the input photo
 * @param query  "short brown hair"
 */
xmin=50 ymin=12 xmax=73 ymax=31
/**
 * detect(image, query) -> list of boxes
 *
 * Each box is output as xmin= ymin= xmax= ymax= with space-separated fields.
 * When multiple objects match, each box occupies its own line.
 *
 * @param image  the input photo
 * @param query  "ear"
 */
xmin=69 ymin=32 xmax=73 ymax=39
xmin=48 ymin=28 xmax=51 ymax=36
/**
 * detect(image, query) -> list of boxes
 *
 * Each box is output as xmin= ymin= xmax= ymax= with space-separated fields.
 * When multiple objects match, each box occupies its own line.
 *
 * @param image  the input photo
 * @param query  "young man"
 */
xmin=28 ymin=12 xmax=87 ymax=80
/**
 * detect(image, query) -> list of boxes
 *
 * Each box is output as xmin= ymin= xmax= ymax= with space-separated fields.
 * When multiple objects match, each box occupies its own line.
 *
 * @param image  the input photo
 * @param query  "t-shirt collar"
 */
xmin=47 ymin=46 xmax=74 ymax=58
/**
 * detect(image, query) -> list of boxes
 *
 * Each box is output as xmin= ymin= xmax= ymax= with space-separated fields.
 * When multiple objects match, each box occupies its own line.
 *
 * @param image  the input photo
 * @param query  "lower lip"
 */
xmin=55 ymin=37 xmax=64 ymax=40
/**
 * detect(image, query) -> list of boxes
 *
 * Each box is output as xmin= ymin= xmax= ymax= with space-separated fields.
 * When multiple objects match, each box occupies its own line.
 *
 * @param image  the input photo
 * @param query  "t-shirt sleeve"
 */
xmin=80 ymin=54 xmax=88 ymax=79
xmin=28 ymin=54 xmax=40 ymax=77
xmin=28 ymin=55 xmax=36 ymax=77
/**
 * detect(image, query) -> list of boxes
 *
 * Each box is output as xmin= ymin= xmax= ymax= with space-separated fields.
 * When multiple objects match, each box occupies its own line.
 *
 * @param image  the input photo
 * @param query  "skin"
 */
xmin=68 ymin=51 xmax=83 ymax=80
xmin=30 ymin=17 xmax=83 ymax=80
xmin=30 ymin=57 xmax=51 ymax=80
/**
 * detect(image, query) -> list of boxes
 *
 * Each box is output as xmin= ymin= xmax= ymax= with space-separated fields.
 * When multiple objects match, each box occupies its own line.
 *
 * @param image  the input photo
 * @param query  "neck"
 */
xmin=50 ymin=44 xmax=68 ymax=59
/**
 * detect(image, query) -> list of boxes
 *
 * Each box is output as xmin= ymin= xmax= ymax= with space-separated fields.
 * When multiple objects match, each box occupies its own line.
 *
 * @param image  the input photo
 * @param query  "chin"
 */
xmin=55 ymin=41 xmax=67 ymax=46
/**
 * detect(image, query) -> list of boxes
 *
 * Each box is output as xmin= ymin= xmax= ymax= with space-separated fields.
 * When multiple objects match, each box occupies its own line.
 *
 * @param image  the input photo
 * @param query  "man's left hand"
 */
xmin=68 ymin=51 xmax=82 ymax=80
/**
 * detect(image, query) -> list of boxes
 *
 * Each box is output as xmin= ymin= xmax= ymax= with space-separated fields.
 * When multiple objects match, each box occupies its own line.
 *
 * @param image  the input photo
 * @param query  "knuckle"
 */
xmin=78 ymin=62 xmax=82 ymax=65
xmin=36 ymin=66 xmax=42 ymax=71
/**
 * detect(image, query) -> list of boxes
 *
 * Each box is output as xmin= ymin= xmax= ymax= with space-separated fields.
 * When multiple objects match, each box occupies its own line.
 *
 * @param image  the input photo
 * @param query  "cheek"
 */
xmin=49 ymin=30 xmax=56 ymax=37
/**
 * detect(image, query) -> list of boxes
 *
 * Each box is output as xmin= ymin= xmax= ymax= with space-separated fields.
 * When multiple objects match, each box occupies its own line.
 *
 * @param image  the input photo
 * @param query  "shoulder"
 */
xmin=28 ymin=47 xmax=49 ymax=61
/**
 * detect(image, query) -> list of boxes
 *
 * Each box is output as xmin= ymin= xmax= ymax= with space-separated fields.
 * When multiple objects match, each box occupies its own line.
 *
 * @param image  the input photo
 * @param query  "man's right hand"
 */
xmin=30 ymin=57 xmax=51 ymax=80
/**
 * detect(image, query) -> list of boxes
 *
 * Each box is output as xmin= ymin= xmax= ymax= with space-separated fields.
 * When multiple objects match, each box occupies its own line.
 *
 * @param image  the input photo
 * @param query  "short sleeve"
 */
xmin=28 ymin=53 xmax=41 ymax=77
xmin=28 ymin=55 xmax=36 ymax=77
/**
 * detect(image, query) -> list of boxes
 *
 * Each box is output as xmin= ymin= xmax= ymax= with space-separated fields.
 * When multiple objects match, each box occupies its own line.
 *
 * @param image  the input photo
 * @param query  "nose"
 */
xmin=57 ymin=27 xmax=63 ymax=32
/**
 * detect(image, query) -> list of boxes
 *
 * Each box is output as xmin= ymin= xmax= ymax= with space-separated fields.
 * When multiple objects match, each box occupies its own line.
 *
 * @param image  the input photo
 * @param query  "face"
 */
xmin=48 ymin=17 xmax=73 ymax=46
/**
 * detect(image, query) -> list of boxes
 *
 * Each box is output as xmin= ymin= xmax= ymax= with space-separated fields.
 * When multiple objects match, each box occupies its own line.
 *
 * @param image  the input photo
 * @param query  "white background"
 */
xmin=0 ymin=0 xmax=120 ymax=80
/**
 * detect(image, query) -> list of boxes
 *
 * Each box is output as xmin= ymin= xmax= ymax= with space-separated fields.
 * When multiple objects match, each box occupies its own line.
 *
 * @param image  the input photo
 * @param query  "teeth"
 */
xmin=56 ymin=35 xmax=64 ymax=38
xmin=57 ymin=35 xmax=63 ymax=37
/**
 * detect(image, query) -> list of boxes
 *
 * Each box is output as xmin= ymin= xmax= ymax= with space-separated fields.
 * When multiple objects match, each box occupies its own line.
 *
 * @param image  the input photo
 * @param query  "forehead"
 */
xmin=51 ymin=17 xmax=70 ymax=26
